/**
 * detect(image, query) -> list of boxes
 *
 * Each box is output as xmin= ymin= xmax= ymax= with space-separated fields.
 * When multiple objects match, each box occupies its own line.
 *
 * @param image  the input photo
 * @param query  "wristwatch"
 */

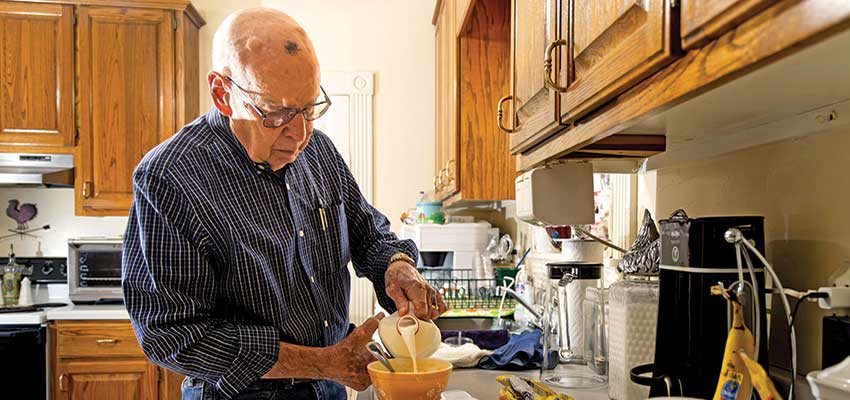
xmin=388 ymin=252 xmax=415 ymax=267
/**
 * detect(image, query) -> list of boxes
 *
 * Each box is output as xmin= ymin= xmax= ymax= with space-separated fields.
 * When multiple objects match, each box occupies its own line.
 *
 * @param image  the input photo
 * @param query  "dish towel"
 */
xmin=431 ymin=342 xmax=492 ymax=368
xmin=478 ymin=330 xmax=559 ymax=370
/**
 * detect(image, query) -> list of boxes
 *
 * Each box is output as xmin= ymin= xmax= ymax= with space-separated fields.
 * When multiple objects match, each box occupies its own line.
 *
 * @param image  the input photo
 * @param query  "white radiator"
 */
xmin=348 ymin=264 xmax=375 ymax=325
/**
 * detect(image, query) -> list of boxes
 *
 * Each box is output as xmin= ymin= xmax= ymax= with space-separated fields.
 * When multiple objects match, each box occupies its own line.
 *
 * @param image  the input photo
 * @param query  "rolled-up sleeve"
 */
xmin=122 ymin=168 xmax=279 ymax=399
xmin=333 ymin=148 xmax=419 ymax=313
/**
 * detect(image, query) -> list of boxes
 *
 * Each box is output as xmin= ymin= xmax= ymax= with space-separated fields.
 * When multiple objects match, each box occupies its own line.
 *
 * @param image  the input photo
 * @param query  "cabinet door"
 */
xmin=56 ymin=359 xmax=158 ymax=400
xmin=77 ymin=7 xmax=174 ymax=216
xmin=561 ymin=0 xmax=678 ymax=123
xmin=0 ymin=2 xmax=74 ymax=146
xmin=681 ymin=0 xmax=775 ymax=49
xmin=508 ymin=0 xmax=561 ymax=153
xmin=434 ymin=0 xmax=457 ymax=200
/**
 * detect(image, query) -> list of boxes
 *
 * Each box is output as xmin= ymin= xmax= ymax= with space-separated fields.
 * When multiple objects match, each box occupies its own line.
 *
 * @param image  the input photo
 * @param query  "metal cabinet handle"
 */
xmin=544 ymin=39 xmax=568 ymax=92
xmin=96 ymin=338 xmax=118 ymax=344
xmin=82 ymin=181 xmax=93 ymax=199
xmin=497 ymin=95 xmax=522 ymax=133
xmin=59 ymin=374 xmax=67 ymax=391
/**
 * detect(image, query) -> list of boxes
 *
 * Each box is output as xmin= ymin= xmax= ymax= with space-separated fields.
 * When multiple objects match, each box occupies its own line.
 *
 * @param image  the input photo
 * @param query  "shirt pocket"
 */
xmin=314 ymin=198 xmax=350 ymax=276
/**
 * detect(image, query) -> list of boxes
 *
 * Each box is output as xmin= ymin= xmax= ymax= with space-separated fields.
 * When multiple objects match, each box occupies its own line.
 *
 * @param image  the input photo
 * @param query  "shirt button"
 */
xmin=324 ymin=320 xmax=329 ymax=328
xmin=310 ymin=276 xmax=315 ymax=283
xmin=299 ymin=230 xmax=304 ymax=237
xmin=286 ymin=183 xmax=291 ymax=190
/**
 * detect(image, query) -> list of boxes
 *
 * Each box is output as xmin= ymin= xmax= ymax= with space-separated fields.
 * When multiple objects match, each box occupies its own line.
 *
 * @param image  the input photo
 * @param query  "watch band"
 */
xmin=388 ymin=252 xmax=415 ymax=266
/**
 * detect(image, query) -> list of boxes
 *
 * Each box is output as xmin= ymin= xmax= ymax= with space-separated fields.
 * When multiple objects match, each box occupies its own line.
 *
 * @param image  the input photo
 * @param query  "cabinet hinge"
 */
xmin=670 ymin=0 xmax=679 ymax=8
xmin=172 ymin=13 xmax=178 ymax=31
xmin=73 ymin=14 xmax=78 ymax=26
xmin=157 ymin=368 xmax=162 ymax=383
xmin=74 ymin=128 xmax=79 ymax=146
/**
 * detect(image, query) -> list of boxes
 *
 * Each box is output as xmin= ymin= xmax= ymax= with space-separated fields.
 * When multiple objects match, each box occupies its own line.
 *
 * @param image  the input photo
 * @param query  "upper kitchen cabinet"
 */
xmin=559 ymin=0 xmax=680 ymax=124
xmin=516 ymin=1 xmax=850 ymax=172
xmin=453 ymin=0 xmax=515 ymax=203
xmin=433 ymin=0 xmax=458 ymax=200
xmin=503 ymin=0 xmax=562 ymax=153
xmin=0 ymin=2 xmax=74 ymax=147
xmin=680 ymin=0 xmax=776 ymax=50
xmin=76 ymin=6 xmax=175 ymax=215
xmin=73 ymin=2 xmax=204 ymax=216
xmin=433 ymin=0 xmax=515 ymax=204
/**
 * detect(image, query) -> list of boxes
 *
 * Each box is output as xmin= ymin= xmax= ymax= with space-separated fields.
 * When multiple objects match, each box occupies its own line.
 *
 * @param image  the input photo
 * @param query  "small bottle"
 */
xmin=18 ymin=277 xmax=33 ymax=306
xmin=2 ymin=245 xmax=23 ymax=307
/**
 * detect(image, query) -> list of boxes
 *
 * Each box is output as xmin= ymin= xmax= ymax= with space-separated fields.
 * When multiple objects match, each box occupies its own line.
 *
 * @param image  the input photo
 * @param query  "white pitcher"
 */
xmin=378 ymin=311 xmax=441 ymax=359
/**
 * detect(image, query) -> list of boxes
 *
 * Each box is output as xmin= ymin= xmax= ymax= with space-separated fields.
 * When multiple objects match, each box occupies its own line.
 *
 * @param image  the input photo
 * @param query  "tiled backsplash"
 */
xmin=0 ymin=188 xmax=127 ymax=257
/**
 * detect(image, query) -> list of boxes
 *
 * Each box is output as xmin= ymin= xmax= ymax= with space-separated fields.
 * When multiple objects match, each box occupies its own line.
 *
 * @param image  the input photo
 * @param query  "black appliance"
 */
xmin=0 ymin=324 xmax=47 ymax=398
xmin=823 ymin=316 xmax=850 ymax=369
xmin=631 ymin=211 xmax=769 ymax=398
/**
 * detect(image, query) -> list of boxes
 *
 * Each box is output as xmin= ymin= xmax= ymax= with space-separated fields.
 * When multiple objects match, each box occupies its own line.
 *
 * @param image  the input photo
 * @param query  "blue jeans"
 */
xmin=182 ymin=377 xmax=347 ymax=400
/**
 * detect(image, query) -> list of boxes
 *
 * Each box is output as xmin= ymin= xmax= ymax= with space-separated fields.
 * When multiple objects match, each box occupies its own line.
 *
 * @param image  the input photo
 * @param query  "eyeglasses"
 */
xmin=223 ymin=75 xmax=331 ymax=128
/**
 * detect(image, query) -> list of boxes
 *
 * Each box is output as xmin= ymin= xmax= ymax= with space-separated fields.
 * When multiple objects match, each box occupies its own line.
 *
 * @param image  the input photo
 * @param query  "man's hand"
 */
xmin=385 ymin=261 xmax=448 ymax=320
xmin=325 ymin=313 xmax=385 ymax=391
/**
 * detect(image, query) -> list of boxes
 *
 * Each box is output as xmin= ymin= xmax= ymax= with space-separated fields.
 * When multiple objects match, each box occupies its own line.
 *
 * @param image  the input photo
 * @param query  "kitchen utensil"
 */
xmin=367 ymin=358 xmax=452 ymax=400
xmin=541 ymin=262 xmax=606 ymax=389
xmin=378 ymin=310 xmax=441 ymax=359
xmin=367 ymin=342 xmax=396 ymax=373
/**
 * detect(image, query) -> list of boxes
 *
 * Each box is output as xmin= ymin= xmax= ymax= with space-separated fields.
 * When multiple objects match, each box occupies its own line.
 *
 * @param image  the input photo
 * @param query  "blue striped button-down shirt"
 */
xmin=121 ymin=109 xmax=417 ymax=399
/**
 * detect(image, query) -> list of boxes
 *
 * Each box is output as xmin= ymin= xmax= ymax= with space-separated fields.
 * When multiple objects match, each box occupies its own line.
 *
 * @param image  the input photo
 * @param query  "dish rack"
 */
xmin=419 ymin=268 xmax=515 ymax=316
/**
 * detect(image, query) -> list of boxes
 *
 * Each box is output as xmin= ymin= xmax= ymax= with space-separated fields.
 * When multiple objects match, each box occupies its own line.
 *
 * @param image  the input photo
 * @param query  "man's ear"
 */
xmin=208 ymin=71 xmax=233 ymax=116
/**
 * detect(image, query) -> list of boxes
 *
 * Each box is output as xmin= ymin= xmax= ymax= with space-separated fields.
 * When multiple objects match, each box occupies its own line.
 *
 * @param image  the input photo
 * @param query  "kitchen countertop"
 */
xmin=356 ymin=364 xmax=609 ymax=400
xmin=0 ymin=303 xmax=129 ymax=324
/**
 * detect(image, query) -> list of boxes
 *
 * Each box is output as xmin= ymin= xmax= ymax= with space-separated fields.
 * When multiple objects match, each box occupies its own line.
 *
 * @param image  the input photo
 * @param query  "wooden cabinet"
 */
xmin=50 ymin=320 xmax=184 ymax=400
xmin=680 ymin=0 xmax=775 ymax=49
xmin=433 ymin=0 xmax=515 ymax=204
xmin=76 ymin=6 xmax=175 ymax=215
xmin=433 ymin=0 xmax=458 ymax=199
xmin=559 ymin=0 xmax=679 ymax=123
xmin=0 ymin=1 xmax=203 ymax=216
xmin=506 ymin=0 xmax=562 ymax=152
xmin=0 ymin=2 xmax=75 ymax=147
xmin=56 ymin=359 xmax=158 ymax=400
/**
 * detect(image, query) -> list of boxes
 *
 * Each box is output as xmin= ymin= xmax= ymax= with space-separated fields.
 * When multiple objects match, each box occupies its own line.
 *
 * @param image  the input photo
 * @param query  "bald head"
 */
xmin=208 ymin=7 xmax=323 ymax=171
xmin=212 ymin=7 xmax=320 ymax=102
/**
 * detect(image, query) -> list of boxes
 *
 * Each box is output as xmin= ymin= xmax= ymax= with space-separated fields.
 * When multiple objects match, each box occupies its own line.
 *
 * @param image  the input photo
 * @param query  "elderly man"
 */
xmin=122 ymin=7 xmax=446 ymax=400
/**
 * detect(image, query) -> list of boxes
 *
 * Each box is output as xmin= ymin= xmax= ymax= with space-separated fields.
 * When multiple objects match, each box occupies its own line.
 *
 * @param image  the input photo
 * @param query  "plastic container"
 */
xmin=608 ymin=275 xmax=660 ymax=400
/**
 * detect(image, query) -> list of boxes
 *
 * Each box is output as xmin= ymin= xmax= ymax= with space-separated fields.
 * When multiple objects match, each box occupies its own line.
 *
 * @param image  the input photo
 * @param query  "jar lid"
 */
xmin=547 ymin=261 xmax=603 ymax=280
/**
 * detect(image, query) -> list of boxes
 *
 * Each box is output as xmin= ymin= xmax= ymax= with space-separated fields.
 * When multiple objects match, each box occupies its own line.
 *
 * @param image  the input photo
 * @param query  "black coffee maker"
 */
xmin=631 ymin=210 xmax=769 ymax=398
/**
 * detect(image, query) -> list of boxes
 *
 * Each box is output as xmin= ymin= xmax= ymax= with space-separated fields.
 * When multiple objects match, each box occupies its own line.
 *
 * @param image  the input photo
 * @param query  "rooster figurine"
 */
xmin=6 ymin=199 xmax=38 ymax=230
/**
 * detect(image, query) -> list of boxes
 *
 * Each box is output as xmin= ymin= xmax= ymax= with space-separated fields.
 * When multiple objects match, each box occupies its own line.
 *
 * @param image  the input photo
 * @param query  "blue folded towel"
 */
xmin=477 ymin=330 xmax=559 ymax=370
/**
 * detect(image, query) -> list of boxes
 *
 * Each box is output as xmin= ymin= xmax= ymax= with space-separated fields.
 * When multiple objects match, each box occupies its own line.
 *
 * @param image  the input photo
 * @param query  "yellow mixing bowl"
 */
xmin=367 ymin=358 xmax=453 ymax=400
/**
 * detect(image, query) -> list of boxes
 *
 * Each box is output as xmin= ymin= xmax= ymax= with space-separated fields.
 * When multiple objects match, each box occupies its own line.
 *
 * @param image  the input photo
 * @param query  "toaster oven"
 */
xmin=68 ymin=236 xmax=124 ymax=304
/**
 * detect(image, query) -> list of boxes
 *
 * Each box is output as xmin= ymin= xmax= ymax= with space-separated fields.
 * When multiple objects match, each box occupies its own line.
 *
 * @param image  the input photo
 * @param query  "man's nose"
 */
xmin=284 ymin=114 xmax=308 ymax=141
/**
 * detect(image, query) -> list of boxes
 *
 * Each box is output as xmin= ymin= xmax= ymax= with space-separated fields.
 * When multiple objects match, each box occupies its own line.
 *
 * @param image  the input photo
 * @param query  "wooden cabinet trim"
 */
xmin=517 ymin=0 xmax=850 ymax=171
xmin=681 ymin=0 xmax=775 ymax=50
xmin=10 ymin=0 xmax=199 ymax=13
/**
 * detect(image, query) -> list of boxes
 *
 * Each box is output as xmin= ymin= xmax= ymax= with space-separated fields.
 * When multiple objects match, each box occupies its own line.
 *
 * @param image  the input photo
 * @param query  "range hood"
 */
xmin=0 ymin=153 xmax=74 ymax=187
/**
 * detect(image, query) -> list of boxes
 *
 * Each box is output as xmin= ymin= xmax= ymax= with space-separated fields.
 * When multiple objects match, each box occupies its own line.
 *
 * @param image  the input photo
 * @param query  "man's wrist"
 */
xmin=388 ymin=252 xmax=415 ymax=268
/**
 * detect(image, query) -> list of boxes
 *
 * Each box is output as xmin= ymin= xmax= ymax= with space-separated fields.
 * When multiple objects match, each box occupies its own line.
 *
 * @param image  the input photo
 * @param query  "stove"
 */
xmin=0 ymin=257 xmax=67 ymax=284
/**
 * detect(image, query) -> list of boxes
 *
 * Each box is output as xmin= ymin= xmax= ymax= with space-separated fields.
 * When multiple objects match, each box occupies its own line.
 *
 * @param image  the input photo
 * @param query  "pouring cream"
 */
xmin=397 ymin=315 xmax=420 ymax=373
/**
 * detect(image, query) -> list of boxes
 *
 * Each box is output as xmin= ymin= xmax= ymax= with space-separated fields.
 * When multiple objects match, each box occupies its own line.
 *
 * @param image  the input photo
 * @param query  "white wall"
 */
xmin=196 ymin=0 xmax=437 ymax=229
xmin=0 ymin=188 xmax=127 ymax=256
